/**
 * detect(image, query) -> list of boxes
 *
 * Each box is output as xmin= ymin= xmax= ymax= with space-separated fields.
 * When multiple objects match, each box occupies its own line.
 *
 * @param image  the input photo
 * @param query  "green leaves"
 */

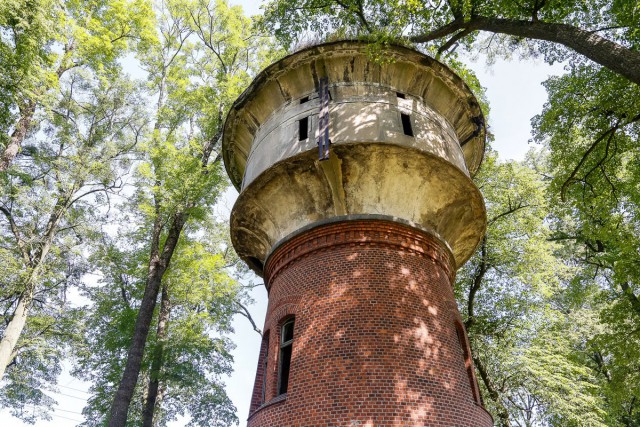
xmin=0 ymin=9 xmax=150 ymax=415
xmin=533 ymin=61 xmax=640 ymax=423
xmin=0 ymin=0 xmax=155 ymax=149
xmin=76 ymin=220 xmax=242 ymax=426
xmin=453 ymin=150 xmax=613 ymax=425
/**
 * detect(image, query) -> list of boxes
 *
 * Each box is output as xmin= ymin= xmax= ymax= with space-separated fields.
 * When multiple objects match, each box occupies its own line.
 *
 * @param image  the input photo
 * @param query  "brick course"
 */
xmin=247 ymin=219 xmax=493 ymax=427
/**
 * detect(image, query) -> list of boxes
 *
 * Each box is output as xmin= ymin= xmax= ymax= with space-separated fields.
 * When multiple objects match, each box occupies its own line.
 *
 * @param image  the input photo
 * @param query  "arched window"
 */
xmin=278 ymin=318 xmax=295 ymax=395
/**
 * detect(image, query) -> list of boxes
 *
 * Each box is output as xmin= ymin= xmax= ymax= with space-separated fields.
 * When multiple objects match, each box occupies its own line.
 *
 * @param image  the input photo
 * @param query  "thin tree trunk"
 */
xmin=0 ymin=193 xmax=69 ymax=379
xmin=108 ymin=212 xmax=187 ymax=427
xmin=1 ymin=101 xmax=36 ymax=172
xmin=142 ymin=283 xmax=171 ymax=427
xmin=0 ymin=229 xmax=56 ymax=377
xmin=473 ymin=355 xmax=512 ymax=427
xmin=464 ymin=236 xmax=487 ymax=331
xmin=0 ymin=43 xmax=75 ymax=173
xmin=411 ymin=16 xmax=640 ymax=86
xmin=461 ymin=236 xmax=510 ymax=425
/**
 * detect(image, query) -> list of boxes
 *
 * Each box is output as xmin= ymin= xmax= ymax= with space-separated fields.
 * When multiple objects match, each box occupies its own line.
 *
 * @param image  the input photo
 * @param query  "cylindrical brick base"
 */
xmin=247 ymin=220 xmax=493 ymax=427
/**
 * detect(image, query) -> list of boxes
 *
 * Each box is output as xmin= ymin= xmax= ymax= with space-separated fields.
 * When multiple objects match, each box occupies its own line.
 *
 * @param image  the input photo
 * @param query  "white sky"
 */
xmin=2 ymin=0 xmax=566 ymax=425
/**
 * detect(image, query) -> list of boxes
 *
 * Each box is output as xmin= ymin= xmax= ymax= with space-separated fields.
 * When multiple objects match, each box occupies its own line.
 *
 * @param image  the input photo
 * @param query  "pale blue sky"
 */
xmin=2 ymin=0 xmax=564 ymax=425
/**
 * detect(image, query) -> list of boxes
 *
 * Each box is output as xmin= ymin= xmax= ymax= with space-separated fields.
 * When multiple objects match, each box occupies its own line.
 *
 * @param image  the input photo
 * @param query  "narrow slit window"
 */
xmin=261 ymin=332 xmax=269 ymax=404
xmin=278 ymin=318 xmax=294 ymax=395
xmin=456 ymin=323 xmax=480 ymax=404
xmin=401 ymin=113 xmax=414 ymax=137
xmin=300 ymin=96 xmax=309 ymax=104
xmin=396 ymin=92 xmax=406 ymax=99
xmin=299 ymin=117 xmax=309 ymax=141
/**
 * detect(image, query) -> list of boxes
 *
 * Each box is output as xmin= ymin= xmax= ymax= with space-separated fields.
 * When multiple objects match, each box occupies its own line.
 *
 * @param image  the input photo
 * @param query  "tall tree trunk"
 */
xmin=1 ymin=101 xmax=36 ymax=172
xmin=142 ymin=283 xmax=171 ymax=427
xmin=108 ymin=212 xmax=187 ymax=427
xmin=461 ymin=237 xmax=511 ymax=425
xmin=0 ymin=285 xmax=34 ymax=379
xmin=411 ymin=17 xmax=640 ymax=86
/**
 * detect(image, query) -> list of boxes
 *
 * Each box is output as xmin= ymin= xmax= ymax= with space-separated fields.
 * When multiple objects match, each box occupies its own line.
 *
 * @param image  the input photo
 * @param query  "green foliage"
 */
xmin=260 ymin=0 xmax=640 ymax=61
xmin=0 ymin=0 xmax=58 ymax=146
xmin=455 ymin=150 xmax=608 ymax=426
xmin=533 ymin=62 xmax=640 ymax=425
xmin=75 ymin=226 xmax=241 ymax=427
xmin=0 ymin=0 xmax=155 ymax=151
xmin=70 ymin=1 xmax=272 ymax=425
xmin=0 ymin=66 xmax=146 ymax=422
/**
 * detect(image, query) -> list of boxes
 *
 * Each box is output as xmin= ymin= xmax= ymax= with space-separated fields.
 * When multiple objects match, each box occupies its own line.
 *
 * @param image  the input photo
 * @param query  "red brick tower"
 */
xmin=222 ymin=41 xmax=492 ymax=427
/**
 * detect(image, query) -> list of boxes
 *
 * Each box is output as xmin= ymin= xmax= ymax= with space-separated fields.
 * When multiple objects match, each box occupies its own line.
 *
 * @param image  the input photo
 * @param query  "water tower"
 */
xmin=222 ymin=40 xmax=492 ymax=427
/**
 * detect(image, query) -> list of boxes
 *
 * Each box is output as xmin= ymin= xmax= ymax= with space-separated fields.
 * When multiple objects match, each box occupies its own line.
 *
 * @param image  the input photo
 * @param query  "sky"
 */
xmin=2 ymin=0 xmax=565 ymax=425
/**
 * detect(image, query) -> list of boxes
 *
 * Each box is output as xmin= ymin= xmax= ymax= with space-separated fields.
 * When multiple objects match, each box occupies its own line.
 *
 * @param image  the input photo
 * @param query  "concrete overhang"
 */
xmin=222 ymin=40 xmax=487 ymax=277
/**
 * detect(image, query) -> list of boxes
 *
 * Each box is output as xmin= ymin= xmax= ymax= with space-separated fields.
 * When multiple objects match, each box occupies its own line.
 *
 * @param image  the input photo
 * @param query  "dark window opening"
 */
xmin=300 ymin=96 xmax=309 ymax=104
xmin=455 ymin=322 xmax=480 ymax=404
xmin=261 ymin=332 xmax=269 ymax=404
xmin=396 ymin=92 xmax=406 ymax=99
xmin=401 ymin=113 xmax=414 ymax=137
xmin=278 ymin=318 xmax=294 ymax=395
xmin=299 ymin=117 xmax=309 ymax=141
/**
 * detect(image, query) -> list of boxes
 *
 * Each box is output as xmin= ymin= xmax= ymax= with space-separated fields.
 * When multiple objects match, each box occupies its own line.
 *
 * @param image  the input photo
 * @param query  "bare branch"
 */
xmin=233 ymin=299 xmax=262 ymax=336
xmin=561 ymin=113 xmax=640 ymax=201
xmin=488 ymin=202 xmax=530 ymax=225
xmin=437 ymin=28 xmax=473 ymax=55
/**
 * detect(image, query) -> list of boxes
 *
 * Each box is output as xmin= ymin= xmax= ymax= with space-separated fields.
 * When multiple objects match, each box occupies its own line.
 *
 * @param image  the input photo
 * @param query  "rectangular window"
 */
xmin=396 ymin=92 xmax=406 ymax=99
xmin=299 ymin=117 xmax=309 ymax=141
xmin=300 ymin=96 xmax=309 ymax=104
xmin=401 ymin=113 xmax=414 ymax=137
xmin=278 ymin=318 xmax=294 ymax=395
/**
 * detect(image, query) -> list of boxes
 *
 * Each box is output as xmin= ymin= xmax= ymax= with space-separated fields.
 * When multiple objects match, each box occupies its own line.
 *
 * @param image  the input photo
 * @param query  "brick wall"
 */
xmin=247 ymin=219 xmax=493 ymax=427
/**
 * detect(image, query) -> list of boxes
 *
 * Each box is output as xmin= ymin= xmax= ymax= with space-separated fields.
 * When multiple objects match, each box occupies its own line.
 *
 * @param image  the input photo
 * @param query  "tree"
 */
xmin=533 ymin=63 xmax=640 ymax=425
xmin=75 ymin=221 xmax=244 ymax=427
xmin=105 ymin=1 xmax=276 ymax=425
xmin=0 ymin=0 xmax=154 ymax=171
xmin=454 ymin=150 xmax=605 ymax=426
xmin=0 ymin=1 xmax=154 ymax=422
xmin=0 ymin=68 xmax=147 ymax=422
xmin=260 ymin=0 xmax=640 ymax=85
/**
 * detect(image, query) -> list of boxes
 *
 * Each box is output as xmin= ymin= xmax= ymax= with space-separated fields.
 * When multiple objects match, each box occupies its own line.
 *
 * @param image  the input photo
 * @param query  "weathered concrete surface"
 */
xmin=230 ymin=144 xmax=485 ymax=274
xmin=240 ymin=84 xmax=467 ymax=191
xmin=223 ymin=41 xmax=485 ymax=190
xmin=222 ymin=40 xmax=487 ymax=276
